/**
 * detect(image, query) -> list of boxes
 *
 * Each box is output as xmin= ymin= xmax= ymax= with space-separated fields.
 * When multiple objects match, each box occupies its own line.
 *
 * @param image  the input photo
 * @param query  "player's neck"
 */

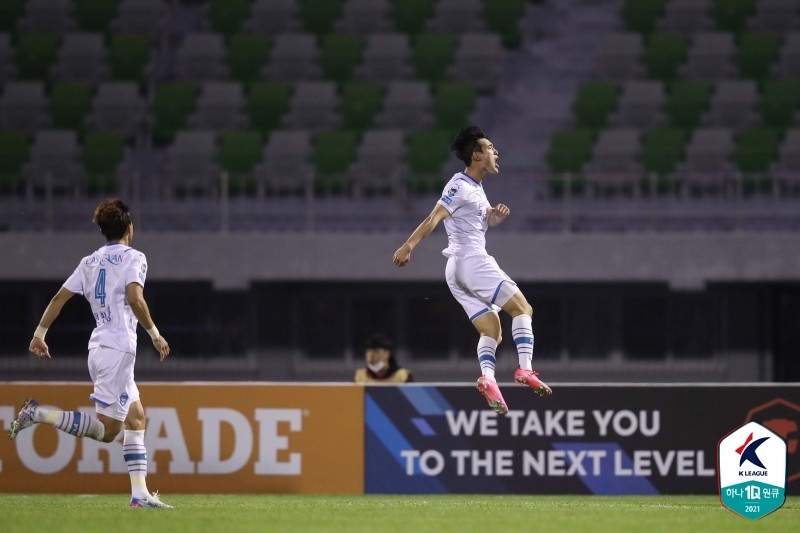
xmin=463 ymin=167 xmax=485 ymax=183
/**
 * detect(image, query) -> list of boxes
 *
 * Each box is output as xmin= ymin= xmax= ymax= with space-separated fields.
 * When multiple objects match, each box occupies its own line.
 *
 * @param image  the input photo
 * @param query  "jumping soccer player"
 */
xmin=393 ymin=126 xmax=552 ymax=414
xmin=8 ymin=198 xmax=173 ymax=508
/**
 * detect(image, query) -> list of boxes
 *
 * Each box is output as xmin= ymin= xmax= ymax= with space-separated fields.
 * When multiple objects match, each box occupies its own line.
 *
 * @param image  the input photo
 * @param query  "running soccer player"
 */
xmin=393 ymin=126 xmax=552 ymax=414
xmin=8 ymin=198 xmax=173 ymax=508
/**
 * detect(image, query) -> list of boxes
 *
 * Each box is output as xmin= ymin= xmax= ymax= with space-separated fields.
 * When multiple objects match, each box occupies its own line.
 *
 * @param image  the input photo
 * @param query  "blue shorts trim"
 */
xmin=469 ymin=307 xmax=492 ymax=321
xmin=89 ymin=394 xmax=111 ymax=407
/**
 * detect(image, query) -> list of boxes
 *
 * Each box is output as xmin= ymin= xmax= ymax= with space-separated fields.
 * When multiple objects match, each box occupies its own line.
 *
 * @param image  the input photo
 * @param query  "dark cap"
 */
xmin=364 ymin=333 xmax=393 ymax=350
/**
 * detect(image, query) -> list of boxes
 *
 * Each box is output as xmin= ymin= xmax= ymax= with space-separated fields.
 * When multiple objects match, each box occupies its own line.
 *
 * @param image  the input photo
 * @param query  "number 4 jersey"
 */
xmin=63 ymin=242 xmax=148 ymax=354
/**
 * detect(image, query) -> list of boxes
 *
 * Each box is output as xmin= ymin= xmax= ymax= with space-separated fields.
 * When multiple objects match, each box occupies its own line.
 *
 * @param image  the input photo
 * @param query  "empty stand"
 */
xmin=162 ymin=130 xmax=219 ymax=197
xmin=51 ymin=32 xmax=110 ymax=83
xmin=0 ymin=33 xmax=17 ymax=86
xmin=110 ymin=0 xmax=167 ymax=40
xmin=644 ymin=32 xmax=687 ymax=83
xmin=246 ymin=81 xmax=290 ymax=134
xmin=152 ymin=82 xmax=196 ymax=142
xmin=254 ymin=129 xmax=314 ymax=196
xmin=340 ymin=80 xmax=383 ymax=131
xmin=356 ymin=33 xmax=413 ymax=81
xmin=374 ymin=80 xmax=434 ymax=131
xmin=261 ymin=32 xmax=321 ymax=82
xmin=242 ymin=0 xmax=301 ymax=34
xmin=426 ymin=0 xmax=487 ymax=35
xmin=217 ymin=130 xmax=263 ymax=194
xmin=319 ymin=34 xmax=363 ymax=84
xmin=772 ymin=31 xmax=800 ymax=78
xmin=282 ymin=81 xmax=341 ymax=131
xmin=173 ymin=33 xmax=229 ymax=84
xmin=48 ymin=81 xmax=91 ymax=131
xmin=657 ymin=0 xmax=714 ymax=34
xmin=16 ymin=0 xmax=77 ymax=35
xmin=313 ymin=129 xmax=358 ymax=193
xmin=335 ymin=0 xmax=393 ymax=34
xmin=108 ymin=33 xmax=150 ymax=81
xmin=706 ymin=80 xmax=760 ymax=130
xmin=680 ymin=32 xmax=737 ymax=80
xmin=412 ymin=33 xmax=454 ymax=83
xmin=747 ymin=0 xmax=800 ymax=32
xmin=447 ymin=32 xmax=504 ymax=93
xmin=188 ymin=82 xmax=247 ymax=132
xmin=23 ymin=129 xmax=83 ymax=196
xmin=608 ymin=80 xmax=667 ymax=129
xmin=593 ymin=33 xmax=645 ymax=81
xmin=227 ymin=33 xmax=270 ymax=84
xmin=86 ymin=81 xmax=146 ymax=139
xmin=82 ymin=130 xmax=125 ymax=193
xmin=349 ymin=128 xmax=407 ymax=196
xmin=0 ymin=81 xmax=49 ymax=132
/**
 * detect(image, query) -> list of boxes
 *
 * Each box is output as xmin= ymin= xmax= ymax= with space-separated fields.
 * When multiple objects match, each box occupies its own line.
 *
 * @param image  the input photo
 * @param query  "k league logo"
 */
xmin=718 ymin=421 xmax=787 ymax=520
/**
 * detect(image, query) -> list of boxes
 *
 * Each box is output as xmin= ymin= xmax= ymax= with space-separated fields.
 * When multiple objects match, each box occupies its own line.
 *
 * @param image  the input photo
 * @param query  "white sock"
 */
xmin=512 ymin=314 xmax=534 ymax=371
xmin=477 ymin=335 xmax=498 ymax=379
xmin=35 ymin=407 xmax=105 ymax=441
xmin=123 ymin=430 xmax=150 ymax=499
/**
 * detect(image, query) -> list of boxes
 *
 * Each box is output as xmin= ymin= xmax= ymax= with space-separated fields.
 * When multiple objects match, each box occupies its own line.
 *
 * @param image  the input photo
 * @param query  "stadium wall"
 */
xmin=1 ymin=383 xmax=798 ymax=496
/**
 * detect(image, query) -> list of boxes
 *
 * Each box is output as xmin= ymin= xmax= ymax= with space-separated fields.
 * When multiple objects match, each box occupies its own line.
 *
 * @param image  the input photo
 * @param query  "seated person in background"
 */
xmin=354 ymin=333 xmax=413 ymax=383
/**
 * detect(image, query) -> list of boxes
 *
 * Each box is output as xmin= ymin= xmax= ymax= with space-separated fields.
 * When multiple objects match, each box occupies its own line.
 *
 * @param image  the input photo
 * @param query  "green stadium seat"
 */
xmin=667 ymin=81 xmax=710 ymax=131
xmin=208 ymin=0 xmax=250 ymax=38
xmin=0 ymin=0 xmax=25 ymax=33
xmin=340 ymin=81 xmax=383 ymax=131
xmin=621 ymin=0 xmax=664 ymax=35
xmin=75 ymin=0 xmax=119 ymax=32
xmin=218 ymin=130 xmax=263 ymax=194
xmin=412 ymin=33 xmax=454 ymax=83
xmin=433 ymin=82 xmax=475 ymax=131
xmin=737 ymin=32 xmax=780 ymax=81
xmin=391 ymin=0 xmax=434 ymax=35
xmin=299 ymin=0 xmax=342 ymax=37
xmin=572 ymin=82 xmax=618 ymax=130
xmin=545 ymin=128 xmax=594 ymax=174
xmin=0 ymin=131 xmax=29 ymax=193
xmin=641 ymin=128 xmax=687 ymax=175
xmin=760 ymin=80 xmax=800 ymax=130
xmin=319 ymin=34 xmax=362 ymax=84
xmin=108 ymin=33 xmax=150 ymax=81
xmin=483 ymin=0 xmax=525 ymax=48
xmin=713 ymin=0 xmax=756 ymax=34
xmin=645 ymin=32 xmax=687 ymax=83
xmin=406 ymin=129 xmax=451 ymax=192
xmin=152 ymin=82 xmax=196 ymax=142
xmin=49 ymin=82 xmax=92 ymax=132
xmin=82 ymin=131 xmax=124 ymax=193
xmin=15 ymin=33 xmax=58 ymax=81
xmin=734 ymin=127 xmax=780 ymax=173
xmin=227 ymin=33 xmax=270 ymax=84
xmin=313 ymin=129 xmax=358 ymax=193
xmin=246 ymin=81 xmax=290 ymax=134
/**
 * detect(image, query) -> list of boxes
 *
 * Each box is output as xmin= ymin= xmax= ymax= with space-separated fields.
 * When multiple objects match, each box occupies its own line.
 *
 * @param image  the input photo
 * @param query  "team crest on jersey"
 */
xmin=119 ymin=392 xmax=129 ymax=406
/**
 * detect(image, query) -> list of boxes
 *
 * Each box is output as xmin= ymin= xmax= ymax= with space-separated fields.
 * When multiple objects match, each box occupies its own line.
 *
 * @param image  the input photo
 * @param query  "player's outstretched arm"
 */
xmin=29 ymin=287 xmax=75 ymax=359
xmin=126 ymin=282 xmax=170 ymax=362
xmin=393 ymin=204 xmax=450 ymax=267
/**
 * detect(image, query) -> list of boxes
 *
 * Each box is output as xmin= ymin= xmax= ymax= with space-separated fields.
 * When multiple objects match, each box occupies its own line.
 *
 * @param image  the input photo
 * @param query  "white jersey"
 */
xmin=63 ymin=243 xmax=148 ymax=354
xmin=437 ymin=172 xmax=490 ymax=257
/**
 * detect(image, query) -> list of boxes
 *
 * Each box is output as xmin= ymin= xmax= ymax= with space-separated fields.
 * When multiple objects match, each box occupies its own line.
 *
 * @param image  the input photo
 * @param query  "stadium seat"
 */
xmin=187 ymin=81 xmax=247 ymax=132
xmin=680 ymin=31 xmax=737 ymax=81
xmin=242 ymin=0 xmax=301 ymax=33
xmin=641 ymin=127 xmax=687 ymax=176
xmin=48 ymin=81 xmax=92 ymax=132
xmin=108 ymin=33 xmax=150 ymax=81
xmin=0 ymin=33 xmax=17 ymax=86
xmin=572 ymin=81 xmax=618 ymax=130
xmin=412 ymin=33 xmax=454 ymax=83
xmin=657 ymin=0 xmax=715 ymax=34
xmin=593 ymin=33 xmax=645 ymax=81
xmin=760 ymin=79 xmax=800 ymax=129
xmin=172 ymin=33 xmax=229 ymax=84
xmin=706 ymin=80 xmax=760 ymax=130
xmin=246 ymin=81 xmax=290 ymax=134
xmin=75 ymin=0 xmax=119 ymax=32
xmin=110 ymin=0 xmax=168 ymax=41
xmin=262 ymin=32 xmax=322 ymax=82
xmin=85 ymin=81 xmax=147 ymax=139
xmin=584 ymin=128 xmax=642 ymax=178
xmin=667 ymin=80 xmax=710 ymax=130
xmin=313 ymin=129 xmax=358 ymax=193
xmin=772 ymin=31 xmax=800 ymax=78
xmin=426 ymin=0 xmax=486 ymax=35
xmin=162 ymin=130 xmax=219 ymax=197
xmin=207 ymin=0 xmax=250 ymax=38
xmin=23 ymin=129 xmax=83 ymax=196
xmin=0 ymin=81 xmax=49 ymax=132
xmin=227 ymin=33 xmax=270 ymax=84
xmin=374 ymin=80 xmax=435 ymax=131
xmin=335 ymin=0 xmax=393 ymax=34
xmin=319 ymin=34 xmax=363 ymax=84
xmin=405 ymin=128 xmax=453 ymax=191
xmin=283 ymin=81 xmax=341 ymax=131
xmin=432 ymin=81 xmax=476 ymax=131
xmin=16 ymin=0 xmax=76 ymax=35
xmin=299 ymin=0 xmax=343 ymax=37
xmin=736 ymin=32 xmax=780 ymax=81
xmin=681 ymin=127 xmax=735 ymax=185
xmin=0 ymin=0 xmax=25 ymax=33
xmin=621 ymin=0 xmax=665 ymax=35
xmin=15 ymin=33 xmax=58 ymax=81
xmin=447 ymin=32 xmax=504 ymax=94
xmin=51 ymin=32 xmax=110 ymax=83
xmin=483 ymin=0 xmax=526 ymax=48
xmin=349 ymin=129 xmax=407 ymax=196
xmin=217 ymin=130 xmax=263 ymax=194
xmin=340 ymin=80 xmax=383 ymax=131
xmin=645 ymin=32 xmax=687 ymax=83
xmin=772 ymin=128 xmax=800 ymax=177
xmin=733 ymin=127 xmax=780 ymax=173
xmin=0 ymin=131 xmax=29 ymax=194
xmin=81 ymin=130 xmax=124 ymax=193
xmin=391 ymin=0 xmax=434 ymax=35
xmin=609 ymin=80 xmax=667 ymax=129
xmin=713 ymin=0 xmax=756 ymax=34
xmin=357 ymin=32 xmax=414 ymax=81
xmin=545 ymin=128 xmax=595 ymax=173
xmin=746 ymin=0 xmax=800 ymax=32
xmin=152 ymin=82 xmax=196 ymax=142
xmin=254 ymin=129 xmax=314 ymax=196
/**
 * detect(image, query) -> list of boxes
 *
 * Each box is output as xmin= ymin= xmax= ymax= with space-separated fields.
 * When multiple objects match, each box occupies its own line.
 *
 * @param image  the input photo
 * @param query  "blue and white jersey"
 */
xmin=437 ymin=172 xmax=490 ymax=257
xmin=63 ymin=243 xmax=148 ymax=354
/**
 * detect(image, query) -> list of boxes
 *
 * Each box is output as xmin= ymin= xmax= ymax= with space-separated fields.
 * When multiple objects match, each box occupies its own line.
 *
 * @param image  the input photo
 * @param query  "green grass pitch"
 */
xmin=1 ymin=494 xmax=798 ymax=532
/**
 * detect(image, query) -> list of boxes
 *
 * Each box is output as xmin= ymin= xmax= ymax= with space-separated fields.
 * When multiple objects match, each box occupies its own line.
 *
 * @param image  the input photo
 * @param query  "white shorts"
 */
xmin=87 ymin=345 xmax=140 ymax=422
xmin=445 ymin=253 xmax=519 ymax=321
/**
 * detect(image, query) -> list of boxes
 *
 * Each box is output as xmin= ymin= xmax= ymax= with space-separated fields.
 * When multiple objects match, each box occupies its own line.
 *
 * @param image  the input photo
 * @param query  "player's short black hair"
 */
xmin=365 ymin=333 xmax=393 ymax=350
xmin=92 ymin=198 xmax=132 ymax=241
xmin=450 ymin=126 xmax=487 ymax=166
